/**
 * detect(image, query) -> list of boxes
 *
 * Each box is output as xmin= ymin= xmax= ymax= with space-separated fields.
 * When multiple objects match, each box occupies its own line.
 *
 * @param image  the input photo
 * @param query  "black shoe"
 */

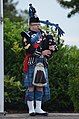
xmin=36 ymin=112 xmax=48 ymax=116
xmin=29 ymin=112 xmax=36 ymax=116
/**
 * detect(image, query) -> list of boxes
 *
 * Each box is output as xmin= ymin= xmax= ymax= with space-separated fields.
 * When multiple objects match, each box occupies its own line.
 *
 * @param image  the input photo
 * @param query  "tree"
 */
xmin=4 ymin=0 xmax=18 ymax=19
xmin=3 ymin=0 xmax=28 ymax=22
xmin=56 ymin=0 xmax=79 ymax=18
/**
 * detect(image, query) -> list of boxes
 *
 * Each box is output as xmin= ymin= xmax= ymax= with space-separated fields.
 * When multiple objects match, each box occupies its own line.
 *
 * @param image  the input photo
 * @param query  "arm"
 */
xmin=21 ymin=31 xmax=42 ymax=55
xmin=41 ymin=34 xmax=58 ymax=58
xmin=21 ymin=31 xmax=35 ymax=54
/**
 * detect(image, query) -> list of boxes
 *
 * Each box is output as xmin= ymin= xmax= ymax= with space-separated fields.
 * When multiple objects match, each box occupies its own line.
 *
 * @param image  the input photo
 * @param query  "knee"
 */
xmin=25 ymin=86 xmax=34 ymax=101
xmin=28 ymin=86 xmax=34 ymax=91
xmin=36 ymin=87 xmax=43 ymax=92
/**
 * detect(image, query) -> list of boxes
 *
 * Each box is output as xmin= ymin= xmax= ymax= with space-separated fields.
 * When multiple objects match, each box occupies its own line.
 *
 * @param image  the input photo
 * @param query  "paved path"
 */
xmin=1 ymin=113 xmax=79 ymax=119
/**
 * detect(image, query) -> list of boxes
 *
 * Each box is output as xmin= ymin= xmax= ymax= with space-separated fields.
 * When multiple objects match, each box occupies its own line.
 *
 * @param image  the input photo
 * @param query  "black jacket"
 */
xmin=21 ymin=29 xmax=57 ymax=58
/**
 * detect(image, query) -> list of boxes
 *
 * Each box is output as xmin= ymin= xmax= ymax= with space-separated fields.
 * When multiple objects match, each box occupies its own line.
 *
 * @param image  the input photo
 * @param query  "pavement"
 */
xmin=0 ymin=113 xmax=79 ymax=119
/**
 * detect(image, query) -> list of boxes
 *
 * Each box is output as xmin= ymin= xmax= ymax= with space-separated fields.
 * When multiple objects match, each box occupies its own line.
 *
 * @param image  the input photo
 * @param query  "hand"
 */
xmin=42 ymin=50 xmax=51 ymax=57
xmin=49 ymin=45 xmax=55 ymax=51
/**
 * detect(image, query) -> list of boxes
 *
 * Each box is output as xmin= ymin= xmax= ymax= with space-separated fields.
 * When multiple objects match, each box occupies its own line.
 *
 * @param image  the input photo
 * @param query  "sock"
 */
xmin=27 ymin=101 xmax=35 ymax=114
xmin=35 ymin=100 xmax=46 ymax=113
xmin=35 ymin=90 xmax=43 ymax=101
xmin=25 ymin=91 xmax=34 ymax=101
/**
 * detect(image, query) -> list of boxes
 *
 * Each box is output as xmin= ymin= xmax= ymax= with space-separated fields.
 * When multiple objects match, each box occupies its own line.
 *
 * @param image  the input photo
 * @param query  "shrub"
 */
xmin=48 ymin=46 xmax=79 ymax=112
xmin=68 ymin=77 xmax=79 ymax=112
xmin=4 ymin=75 xmax=26 ymax=111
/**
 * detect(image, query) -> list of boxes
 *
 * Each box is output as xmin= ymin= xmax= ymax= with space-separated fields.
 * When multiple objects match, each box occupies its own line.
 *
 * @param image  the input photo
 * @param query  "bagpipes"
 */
xmin=29 ymin=4 xmax=65 ymax=37
xmin=21 ymin=30 xmax=58 ymax=58
xmin=41 ymin=34 xmax=58 ymax=58
xmin=21 ymin=4 xmax=65 ymax=50
xmin=21 ymin=31 xmax=42 ymax=49
xmin=28 ymin=4 xmax=65 ymax=57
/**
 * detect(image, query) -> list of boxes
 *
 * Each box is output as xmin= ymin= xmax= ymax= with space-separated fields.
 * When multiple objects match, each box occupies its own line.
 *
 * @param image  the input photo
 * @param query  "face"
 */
xmin=30 ymin=23 xmax=41 ymax=32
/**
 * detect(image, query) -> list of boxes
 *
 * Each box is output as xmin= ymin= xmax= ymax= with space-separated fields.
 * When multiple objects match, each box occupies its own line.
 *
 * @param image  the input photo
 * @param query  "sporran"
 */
xmin=32 ymin=62 xmax=47 ymax=87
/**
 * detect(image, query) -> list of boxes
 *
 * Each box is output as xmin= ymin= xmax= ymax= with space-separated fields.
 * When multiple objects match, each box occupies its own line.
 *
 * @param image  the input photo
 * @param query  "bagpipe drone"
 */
xmin=21 ymin=4 xmax=65 ymax=50
xmin=29 ymin=4 xmax=65 ymax=37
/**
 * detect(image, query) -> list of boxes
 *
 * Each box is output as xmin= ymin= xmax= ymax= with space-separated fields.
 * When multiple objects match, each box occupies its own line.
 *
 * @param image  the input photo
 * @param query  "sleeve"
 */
xmin=22 ymin=36 xmax=36 ymax=54
xmin=21 ymin=30 xmax=38 ymax=54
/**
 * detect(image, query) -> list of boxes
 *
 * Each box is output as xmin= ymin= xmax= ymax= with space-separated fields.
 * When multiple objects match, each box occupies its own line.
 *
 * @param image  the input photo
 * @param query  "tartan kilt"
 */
xmin=24 ymin=64 xmax=35 ymax=87
xmin=23 ymin=57 xmax=50 ymax=102
xmin=24 ymin=63 xmax=49 ymax=87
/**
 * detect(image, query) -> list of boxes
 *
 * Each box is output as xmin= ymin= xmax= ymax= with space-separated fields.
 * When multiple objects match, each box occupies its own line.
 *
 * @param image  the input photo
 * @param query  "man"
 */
xmin=21 ymin=16 xmax=57 ymax=116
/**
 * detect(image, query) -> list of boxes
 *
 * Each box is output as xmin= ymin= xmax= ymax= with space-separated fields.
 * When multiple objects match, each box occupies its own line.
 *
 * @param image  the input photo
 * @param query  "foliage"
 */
xmin=4 ymin=18 xmax=29 ymax=111
xmin=4 ymin=75 xmax=25 ymax=103
xmin=46 ymin=45 xmax=79 ymax=112
xmin=4 ymin=18 xmax=28 ymax=80
xmin=3 ymin=0 xmax=28 ymax=22
xmin=68 ymin=77 xmax=79 ymax=112
xmin=4 ymin=75 xmax=26 ymax=111
xmin=56 ymin=0 xmax=79 ymax=18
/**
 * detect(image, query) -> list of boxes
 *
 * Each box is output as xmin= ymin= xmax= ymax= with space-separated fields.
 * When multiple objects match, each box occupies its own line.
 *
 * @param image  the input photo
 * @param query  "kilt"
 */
xmin=23 ymin=57 xmax=50 ymax=102
xmin=24 ymin=64 xmax=35 ymax=87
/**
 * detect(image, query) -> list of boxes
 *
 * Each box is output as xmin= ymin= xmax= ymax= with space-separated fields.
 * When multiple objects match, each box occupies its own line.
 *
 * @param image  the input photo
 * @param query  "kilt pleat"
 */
xmin=23 ymin=57 xmax=50 ymax=102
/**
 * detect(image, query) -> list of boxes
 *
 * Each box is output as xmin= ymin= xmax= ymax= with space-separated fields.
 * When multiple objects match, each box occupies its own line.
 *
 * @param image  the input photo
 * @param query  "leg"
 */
xmin=26 ymin=86 xmax=35 ymax=116
xmin=35 ymin=87 xmax=48 ymax=116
